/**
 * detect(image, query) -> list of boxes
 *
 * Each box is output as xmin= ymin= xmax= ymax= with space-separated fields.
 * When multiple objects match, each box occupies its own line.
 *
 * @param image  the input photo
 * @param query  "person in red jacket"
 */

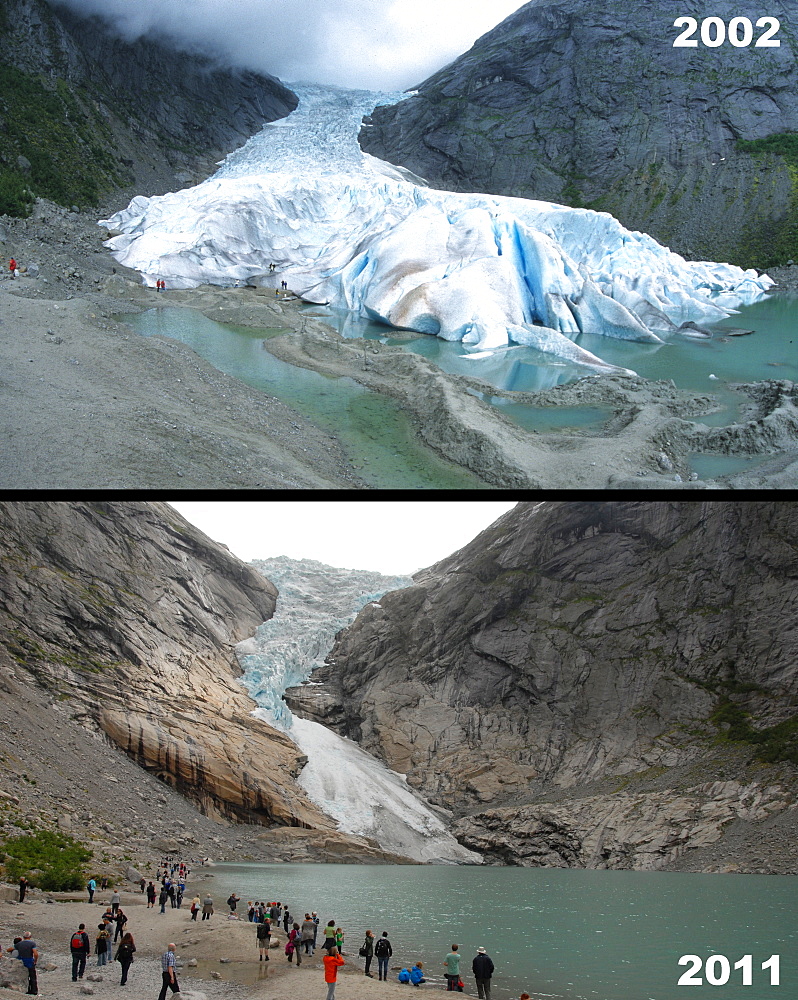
xmin=9 ymin=258 xmax=17 ymax=278
xmin=323 ymin=947 xmax=345 ymax=1000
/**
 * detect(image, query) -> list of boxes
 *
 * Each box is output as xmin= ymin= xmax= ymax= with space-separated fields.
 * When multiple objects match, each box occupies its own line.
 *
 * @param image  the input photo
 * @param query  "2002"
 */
xmin=678 ymin=955 xmax=780 ymax=987
xmin=673 ymin=16 xmax=781 ymax=47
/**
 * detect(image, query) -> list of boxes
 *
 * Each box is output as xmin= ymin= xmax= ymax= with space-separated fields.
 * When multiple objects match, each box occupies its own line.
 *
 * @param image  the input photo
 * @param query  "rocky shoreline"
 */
xmin=1 ymin=198 xmax=796 ymax=490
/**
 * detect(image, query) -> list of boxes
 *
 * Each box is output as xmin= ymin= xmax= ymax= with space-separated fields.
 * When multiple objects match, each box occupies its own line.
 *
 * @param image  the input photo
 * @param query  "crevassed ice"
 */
xmin=100 ymin=83 xmax=773 ymax=371
xmin=237 ymin=559 xmax=479 ymax=864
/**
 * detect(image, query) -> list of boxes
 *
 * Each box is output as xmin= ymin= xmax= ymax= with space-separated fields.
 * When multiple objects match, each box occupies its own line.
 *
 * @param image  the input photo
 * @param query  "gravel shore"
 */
xmin=0 ymin=893 xmax=434 ymax=1000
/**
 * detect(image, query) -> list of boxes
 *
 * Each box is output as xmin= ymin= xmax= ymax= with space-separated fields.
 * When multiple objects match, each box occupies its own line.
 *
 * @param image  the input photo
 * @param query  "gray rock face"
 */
xmin=309 ymin=501 xmax=798 ymax=869
xmin=1 ymin=0 xmax=297 ymax=200
xmin=360 ymin=0 xmax=798 ymax=265
xmin=0 ymin=501 xmax=331 ymax=829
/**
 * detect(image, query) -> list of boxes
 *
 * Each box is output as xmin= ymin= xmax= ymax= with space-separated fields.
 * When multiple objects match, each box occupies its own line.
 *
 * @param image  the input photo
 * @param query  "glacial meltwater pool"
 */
xmin=123 ymin=308 xmax=487 ymax=490
xmin=191 ymin=863 xmax=796 ymax=1000
xmin=125 ymin=294 xmax=796 ymax=486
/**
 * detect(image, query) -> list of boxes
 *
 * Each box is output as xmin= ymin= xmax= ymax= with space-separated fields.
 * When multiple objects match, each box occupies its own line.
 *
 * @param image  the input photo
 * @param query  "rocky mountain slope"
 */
xmin=0 ymin=501 xmax=332 ymax=830
xmin=0 ymin=0 xmax=297 ymax=216
xmin=360 ymin=0 xmax=798 ymax=269
xmin=299 ymin=501 xmax=798 ymax=871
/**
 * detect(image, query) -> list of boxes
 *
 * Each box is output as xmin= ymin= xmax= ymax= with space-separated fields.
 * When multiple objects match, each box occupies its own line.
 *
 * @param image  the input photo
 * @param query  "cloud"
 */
xmin=51 ymin=0 xmax=525 ymax=91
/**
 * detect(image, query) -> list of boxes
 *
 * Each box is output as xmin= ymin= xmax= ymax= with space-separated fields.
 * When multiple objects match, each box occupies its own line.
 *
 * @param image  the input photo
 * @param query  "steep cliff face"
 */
xmin=0 ymin=501 xmax=332 ymax=830
xmin=306 ymin=502 xmax=798 ymax=869
xmin=0 ymin=0 xmax=297 ymax=214
xmin=359 ymin=0 xmax=798 ymax=268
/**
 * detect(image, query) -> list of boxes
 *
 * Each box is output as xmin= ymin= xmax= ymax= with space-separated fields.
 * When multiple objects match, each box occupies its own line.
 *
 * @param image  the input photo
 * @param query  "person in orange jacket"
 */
xmin=323 ymin=947 xmax=345 ymax=1000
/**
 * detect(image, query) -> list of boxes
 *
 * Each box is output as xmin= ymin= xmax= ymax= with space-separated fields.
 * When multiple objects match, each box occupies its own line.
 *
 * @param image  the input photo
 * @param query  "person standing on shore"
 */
xmin=87 ymin=877 xmax=96 ymax=904
xmin=256 ymin=919 xmax=270 ymax=961
xmin=202 ymin=894 xmax=214 ymax=920
xmin=322 ymin=920 xmax=337 ymax=953
xmin=16 ymin=932 xmax=38 ymax=996
xmin=158 ymin=943 xmax=179 ymax=1000
xmin=190 ymin=895 xmax=201 ymax=921
xmin=302 ymin=914 xmax=316 ymax=955
xmin=116 ymin=931 xmax=136 ymax=986
xmin=360 ymin=929 xmax=374 ymax=977
xmin=18 ymin=877 xmax=28 ymax=903
xmin=444 ymin=944 xmax=463 ymax=992
xmin=374 ymin=931 xmax=392 ymax=981
xmin=69 ymin=923 xmax=90 ymax=981
xmin=110 ymin=888 xmax=121 ymax=915
xmin=472 ymin=947 xmax=495 ymax=1000
xmin=323 ymin=946 xmax=345 ymax=1000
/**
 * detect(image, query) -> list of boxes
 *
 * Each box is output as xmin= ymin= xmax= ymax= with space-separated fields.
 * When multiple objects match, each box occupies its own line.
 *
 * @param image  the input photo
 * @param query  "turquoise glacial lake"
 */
xmin=195 ymin=863 xmax=796 ymax=1000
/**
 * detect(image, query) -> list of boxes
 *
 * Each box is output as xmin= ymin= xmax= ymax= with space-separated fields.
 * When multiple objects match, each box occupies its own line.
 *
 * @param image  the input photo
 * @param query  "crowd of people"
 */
xmin=7 ymin=858 xmax=523 ymax=1000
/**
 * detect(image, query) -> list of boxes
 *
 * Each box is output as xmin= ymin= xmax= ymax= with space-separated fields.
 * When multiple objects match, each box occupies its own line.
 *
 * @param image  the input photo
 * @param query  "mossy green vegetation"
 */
xmin=711 ymin=700 xmax=798 ymax=766
xmin=0 ymin=63 xmax=128 ymax=217
xmin=0 ymin=829 xmax=91 ymax=891
xmin=736 ymin=134 xmax=798 ymax=269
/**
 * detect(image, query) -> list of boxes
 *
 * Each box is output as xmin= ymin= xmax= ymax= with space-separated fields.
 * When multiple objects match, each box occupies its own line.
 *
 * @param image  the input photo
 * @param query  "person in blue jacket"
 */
xmin=410 ymin=963 xmax=426 ymax=986
xmin=397 ymin=969 xmax=411 ymax=983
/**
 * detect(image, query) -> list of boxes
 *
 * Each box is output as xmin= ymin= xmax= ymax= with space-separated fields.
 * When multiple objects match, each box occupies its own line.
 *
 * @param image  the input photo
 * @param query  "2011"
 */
xmin=673 ymin=16 xmax=781 ymax=47
xmin=678 ymin=955 xmax=780 ymax=986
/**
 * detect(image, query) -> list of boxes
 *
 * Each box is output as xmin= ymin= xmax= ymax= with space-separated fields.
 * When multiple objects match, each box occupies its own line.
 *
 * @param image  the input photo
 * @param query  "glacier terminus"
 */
xmin=101 ymin=84 xmax=773 ymax=373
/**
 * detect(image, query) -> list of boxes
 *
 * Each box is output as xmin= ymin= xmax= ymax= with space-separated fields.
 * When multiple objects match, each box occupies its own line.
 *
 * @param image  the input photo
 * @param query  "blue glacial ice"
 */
xmin=100 ymin=83 xmax=773 ymax=372
xmin=237 ymin=558 xmax=480 ymax=864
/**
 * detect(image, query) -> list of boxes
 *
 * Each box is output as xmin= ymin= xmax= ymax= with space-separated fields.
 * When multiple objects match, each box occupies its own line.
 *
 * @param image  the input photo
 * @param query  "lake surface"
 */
xmin=196 ymin=863 xmax=795 ymax=1000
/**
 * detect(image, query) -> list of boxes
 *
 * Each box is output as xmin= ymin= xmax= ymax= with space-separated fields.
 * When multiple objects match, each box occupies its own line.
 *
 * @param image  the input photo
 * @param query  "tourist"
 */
xmin=147 ymin=882 xmax=157 ymax=908
xmin=256 ymin=919 xmax=271 ymax=961
xmin=110 ymin=888 xmax=121 ymax=915
xmin=312 ymin=912 xmax=320 ymax=947
xmin=360 ymin=929 xmax=374 ymax=977
xmin=444 ymin=944 xmax=463 ymax=992
xmin=95 ymin=922 xmax=110 ymax=967
xmin=87 ymin=877 xmax=96 ymax=903
xmin=101 ymin=876 xmax=109 ymax=891
xmin=69 ymin=923 xmax=90 ymax=981
xmin=116 ymin=931 xmax=136 ymax=985
xmin=159 ymin=886 xmax=169 ymax=913
xmin=114 ymin=907 xmax=128 ymax=941
xmin=202 ymin=893 xmax=214 ymax=920
xmin=190 ymin=895 xmax=201 ymax=920
xmin=287 ymin=922 xmax=302 ymax=965
xmin=283 ymin=907 xmax=291 ymax=932
xmin=18 ymin=877 xmax=28 ymax=903
xmin=410 ymin=963 xmax=426 ymax=986
xmin=139 ymin=877 xmax=146 ymax=893
xmin=323 ymin=920 xmax=337 ymax=953
xmin=167 ymin=883 xmax=176 ymax=908
xmin=374 ymin=931 xmax=392 ymax=981
xmin=335 ymin=926 xmax=345 ymax=955
xmin=302 ymin=914 xmax=316 ymax=955
xmin=9 ymin=258 xmax=17 ymax=279
xmin=227 ymin=892 xmax=240 ymax=915
xmin=472 ymin=947 xmax=494 ymax=1000
xmin=158 ymin=943 xmax=179 ymax=1000
xmin=323 ymin=946 xmax=345 ymax=1000
xmin=15 ymin=931 xmax=38 ymax=996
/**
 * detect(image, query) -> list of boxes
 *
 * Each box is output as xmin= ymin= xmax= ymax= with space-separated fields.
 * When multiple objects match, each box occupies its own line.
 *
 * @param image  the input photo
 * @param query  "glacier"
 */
xmin=100 ymin=83 xmax=773 ymax=372
xmin=237 ymin=557 xmax=480 ymax=865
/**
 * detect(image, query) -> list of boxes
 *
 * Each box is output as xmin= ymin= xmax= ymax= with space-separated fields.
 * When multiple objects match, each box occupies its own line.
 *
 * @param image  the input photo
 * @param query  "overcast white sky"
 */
xmin=169 ymin=501 xmax=517 ymax=576
xmin=54 ymin=0 xmax=526 ymax=90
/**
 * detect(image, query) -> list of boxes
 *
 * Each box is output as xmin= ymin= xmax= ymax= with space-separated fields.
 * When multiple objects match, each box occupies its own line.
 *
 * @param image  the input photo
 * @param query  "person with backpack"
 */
xmin=70 ymin=923 xmax=91 ymax=981
xmin=374 ymin=931 xmax=392 ymax=981
xmin=95 ymin=923 xmax=111 ymax=967
xmin=256 ymin=919 xmax=270 ymax=961
xmin=115 ymin=931 xmax=136 ymax=985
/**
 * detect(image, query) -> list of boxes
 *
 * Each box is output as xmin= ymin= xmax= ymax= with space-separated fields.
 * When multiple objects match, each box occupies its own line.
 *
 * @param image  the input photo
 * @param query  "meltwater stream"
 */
xmin=235 ymin=558 xmax=479 ymax=864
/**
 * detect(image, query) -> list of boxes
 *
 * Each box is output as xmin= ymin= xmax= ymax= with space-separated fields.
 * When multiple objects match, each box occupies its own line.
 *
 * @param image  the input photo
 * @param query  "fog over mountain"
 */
xmin=51 ymin=0 xmax=525 ymax=90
